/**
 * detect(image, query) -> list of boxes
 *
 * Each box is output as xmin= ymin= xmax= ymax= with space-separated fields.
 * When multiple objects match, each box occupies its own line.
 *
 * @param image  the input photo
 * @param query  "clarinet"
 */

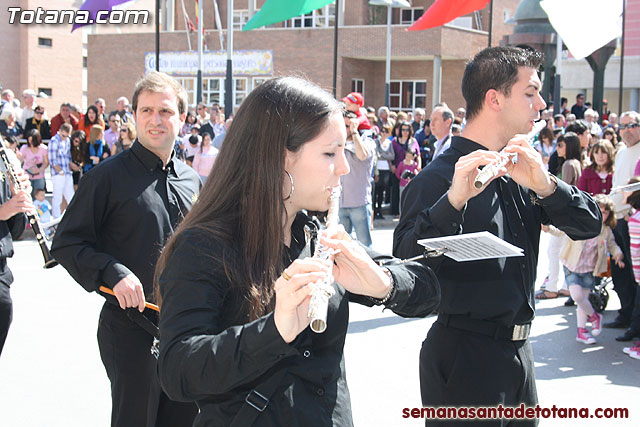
xmin=307 ymin=186 xmax=341 ymax=333
xmin=0 ymin=135 xmax=58 ymax=269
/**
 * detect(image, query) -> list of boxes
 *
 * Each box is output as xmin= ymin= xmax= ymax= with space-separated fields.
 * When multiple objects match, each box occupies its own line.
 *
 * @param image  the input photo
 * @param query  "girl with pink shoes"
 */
xmin=549 ymin=195 xmax=624 ymax=344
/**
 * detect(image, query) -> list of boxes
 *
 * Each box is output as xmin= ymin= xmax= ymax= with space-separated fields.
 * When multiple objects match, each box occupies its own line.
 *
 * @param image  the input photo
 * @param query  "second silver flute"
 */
xmin=307 ymin=186 xmax=341 ymax=333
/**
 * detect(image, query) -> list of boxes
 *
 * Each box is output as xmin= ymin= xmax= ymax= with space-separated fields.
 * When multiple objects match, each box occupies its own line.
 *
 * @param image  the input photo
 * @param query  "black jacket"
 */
xmin=24 ymin=118 xmax=51 ymax=140
xmin=158 ymin=213 xmax=440 ymax=426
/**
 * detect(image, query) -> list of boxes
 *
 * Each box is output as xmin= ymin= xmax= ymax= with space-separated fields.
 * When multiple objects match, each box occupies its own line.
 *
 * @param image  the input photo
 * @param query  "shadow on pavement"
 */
xmin=531 ymin=303 xmax=640 ymax=387
xmin=347 ymin=312 xmax=435 ymax=334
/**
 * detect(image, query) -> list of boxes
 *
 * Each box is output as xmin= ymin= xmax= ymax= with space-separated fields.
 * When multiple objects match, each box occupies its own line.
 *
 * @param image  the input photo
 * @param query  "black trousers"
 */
xmin=611 ymin=219 xmax=638 ymax=325
xmin=374 ymin=170 xmax=392 ymax=214
xmin=0 ymin=283 xmax=11 ymax=357
xmin=97 ymin=303 xmax=198 ymax=427
xmin=420 ymin=323 xmax=538 ymax=426
xmin=390 ymin=173 xmax=401 ymax=215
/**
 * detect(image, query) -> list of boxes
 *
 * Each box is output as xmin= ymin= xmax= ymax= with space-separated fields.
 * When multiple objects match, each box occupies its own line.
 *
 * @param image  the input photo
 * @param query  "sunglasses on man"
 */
xmin=619 ymin=123 xmax=639 ymax=130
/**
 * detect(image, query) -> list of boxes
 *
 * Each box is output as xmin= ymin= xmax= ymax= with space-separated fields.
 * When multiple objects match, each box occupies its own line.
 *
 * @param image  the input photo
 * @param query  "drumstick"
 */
xmin=99 ymin=285 xmax=160 ymax=312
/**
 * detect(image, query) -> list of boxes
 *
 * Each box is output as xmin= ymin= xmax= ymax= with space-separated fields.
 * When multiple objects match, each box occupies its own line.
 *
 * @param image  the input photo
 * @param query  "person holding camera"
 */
xmin=338 ymin=111 xmax=376 ymax=248
xmin=396 ymin=148 xmax=419 ymax=212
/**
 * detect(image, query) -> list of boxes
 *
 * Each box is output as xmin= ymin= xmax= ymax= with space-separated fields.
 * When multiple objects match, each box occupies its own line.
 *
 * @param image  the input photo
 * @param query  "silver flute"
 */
xmin=307 ymin=186 xmax=341 ymax=333
xmin=473 ymin=119 xmax=547 ymax=189
xmin=610 ymin=181 xmax=640 ymax=195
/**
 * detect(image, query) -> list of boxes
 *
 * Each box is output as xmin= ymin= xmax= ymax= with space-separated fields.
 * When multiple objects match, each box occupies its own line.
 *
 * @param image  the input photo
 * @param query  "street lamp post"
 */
xmin=369 ymin=0 xmax=410 ymax=107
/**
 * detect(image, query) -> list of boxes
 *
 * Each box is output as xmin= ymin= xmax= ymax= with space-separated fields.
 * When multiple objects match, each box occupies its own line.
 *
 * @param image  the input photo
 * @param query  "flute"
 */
xmin=473 ymin=152 xmax=518 ymax=189
xmin=473 ymin=120 xmax=547 ymax=189
xmin=307 ymin=186 xmax=341 ymax=333
xmin=0 ymin=135 xmax=58 ymax=269
xmin=609 ymin=181 xmax=640 ymax=195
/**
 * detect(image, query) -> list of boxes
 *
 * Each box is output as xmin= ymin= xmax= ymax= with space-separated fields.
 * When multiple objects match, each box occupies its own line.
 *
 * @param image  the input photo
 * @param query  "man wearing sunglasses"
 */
xmin=608 ymin=111 xmax=640 ymax=342
xmin=104 ymin=112 xmax=121 ymax=152
xmin=24 ymin=107 xmax=51 ymax=140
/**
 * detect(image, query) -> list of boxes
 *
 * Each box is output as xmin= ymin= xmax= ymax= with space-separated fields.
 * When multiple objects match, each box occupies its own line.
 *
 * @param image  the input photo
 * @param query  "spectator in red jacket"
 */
xmin=578 ymin=140 xmax=614 ymax=195
xmin=50 ymin=102 xmax=79 ymax=136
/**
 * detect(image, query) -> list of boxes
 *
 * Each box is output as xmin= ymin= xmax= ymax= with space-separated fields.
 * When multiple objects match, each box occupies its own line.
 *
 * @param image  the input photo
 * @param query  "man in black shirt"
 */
xmin=571 ymin=93 xmax=587 ymax=120
xmin=52 ymin=72 xmax=201 ymax=427
xmin=394 ymin=47 xmax=601 ymax=425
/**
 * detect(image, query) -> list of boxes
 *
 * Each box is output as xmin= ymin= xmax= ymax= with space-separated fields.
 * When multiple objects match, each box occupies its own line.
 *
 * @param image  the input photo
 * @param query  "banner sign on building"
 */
xmin=144 ymin=50 xmax=273 ymax=76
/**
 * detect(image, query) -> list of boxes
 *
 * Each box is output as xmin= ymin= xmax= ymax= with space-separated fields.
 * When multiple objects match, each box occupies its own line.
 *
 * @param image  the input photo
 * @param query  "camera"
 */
xmin=401 ymin=170 xmax=416 ymax=180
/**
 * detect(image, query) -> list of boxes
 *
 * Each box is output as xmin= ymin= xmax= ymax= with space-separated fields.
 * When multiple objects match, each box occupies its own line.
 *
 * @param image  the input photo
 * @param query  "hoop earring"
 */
xmin=283 ymin=170 xmax=294 ymax=201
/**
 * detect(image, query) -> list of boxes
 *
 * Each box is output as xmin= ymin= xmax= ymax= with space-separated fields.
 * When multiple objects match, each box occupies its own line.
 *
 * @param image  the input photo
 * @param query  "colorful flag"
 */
xmin=195 ymin=0 xmax=208 ymax=50
xmin=187 ymin=18 xmax=197 ymax=32
xmin=540 ymin=0 xmax=623 ymax=60
xmin=408 ymin=0 xmax=489 ymax=31
xmin=72 ymin=0 xmax=134 ymax=32
xmin=243 ymin=0 xmax=335 ymax=31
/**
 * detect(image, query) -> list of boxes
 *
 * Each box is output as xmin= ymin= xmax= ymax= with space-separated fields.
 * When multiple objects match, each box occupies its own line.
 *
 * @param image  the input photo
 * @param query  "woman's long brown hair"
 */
xmin=154 ymin=77 xmax=342 ymax=320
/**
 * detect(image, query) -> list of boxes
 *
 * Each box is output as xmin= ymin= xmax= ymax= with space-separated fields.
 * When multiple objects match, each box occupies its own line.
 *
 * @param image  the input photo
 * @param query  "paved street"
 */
xmin=0 ymin=224 xmax=638 ymax=426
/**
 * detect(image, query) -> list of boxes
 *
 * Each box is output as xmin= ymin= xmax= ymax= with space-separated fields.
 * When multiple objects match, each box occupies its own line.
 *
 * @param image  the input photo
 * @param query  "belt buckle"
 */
xmin=245 ymin=389 xmax=269 ymax=412
xmin=511 ymin=324 xmax=530 ymax=341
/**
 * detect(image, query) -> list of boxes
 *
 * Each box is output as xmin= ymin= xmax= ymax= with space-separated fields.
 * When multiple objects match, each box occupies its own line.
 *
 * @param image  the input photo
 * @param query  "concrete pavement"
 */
xmin=0 ymin=225 xmax=638 ymax=426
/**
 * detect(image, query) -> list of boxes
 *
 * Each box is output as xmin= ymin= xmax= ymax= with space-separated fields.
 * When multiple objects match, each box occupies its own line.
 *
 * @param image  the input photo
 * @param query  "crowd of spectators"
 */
xmin=1 ymin=83 xmax=640 ymax=359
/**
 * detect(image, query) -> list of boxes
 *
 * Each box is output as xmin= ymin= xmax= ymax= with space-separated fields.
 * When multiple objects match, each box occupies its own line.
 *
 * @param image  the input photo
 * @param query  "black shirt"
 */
xmin=393 ymin=136 xmax=601 ymax=326
xmin=51 ymin=141 xmax=201 ymax=301
xmin=198 ymin=121 xmax=214 ymax=140
xmin=571 ymin=104 xmax=587 ymax=120
xmin=157 ymin=213 xmax=440 ymax=426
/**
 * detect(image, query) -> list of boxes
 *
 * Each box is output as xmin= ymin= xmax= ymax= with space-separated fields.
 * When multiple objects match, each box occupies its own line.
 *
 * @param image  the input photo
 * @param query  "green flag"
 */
xmin=243 ymin=0 xmax=335 ymax=31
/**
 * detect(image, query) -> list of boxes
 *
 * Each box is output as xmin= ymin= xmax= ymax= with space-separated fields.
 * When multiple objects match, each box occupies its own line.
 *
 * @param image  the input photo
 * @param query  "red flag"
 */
xmin=408 ymin=0 xmax=490 ymax=31
xmin=187 ymin=17 xmax=196 ymax=32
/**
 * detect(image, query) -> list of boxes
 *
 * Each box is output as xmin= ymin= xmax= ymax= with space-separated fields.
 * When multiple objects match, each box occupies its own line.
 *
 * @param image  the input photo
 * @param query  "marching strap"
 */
xmin=229 ymin=368 xmax=288 ymax=427
xmin=98 ymin=286 xmax=160 ymax=339
xmin=125 ymin=308 xmax=160 ymax=339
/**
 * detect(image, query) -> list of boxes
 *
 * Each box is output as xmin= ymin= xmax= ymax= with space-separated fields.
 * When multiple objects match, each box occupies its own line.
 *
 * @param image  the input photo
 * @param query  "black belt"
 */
xmin=437 ymin=313 xmax=531 ymax=341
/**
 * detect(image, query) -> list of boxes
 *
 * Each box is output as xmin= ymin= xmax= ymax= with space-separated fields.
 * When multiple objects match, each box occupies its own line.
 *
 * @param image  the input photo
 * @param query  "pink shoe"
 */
xmin=623 ymin=341 xmax=640 ymax=354
xmin=629 ymin=349 xmax=640 ymax=360
xmin=576 ymin=327 xmax=596 ymax=344
xmin=588 ymin=312 xmax=603 ymax=336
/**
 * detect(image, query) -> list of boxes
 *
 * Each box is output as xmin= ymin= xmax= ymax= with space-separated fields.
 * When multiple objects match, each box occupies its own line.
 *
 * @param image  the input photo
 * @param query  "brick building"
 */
xmin=0 ymin=0 xmax=155 ymax=115
xmin=560 ymin=0 xmax=640 ymax=113
xmin=87 ymin=0 xmax=520 ymax=114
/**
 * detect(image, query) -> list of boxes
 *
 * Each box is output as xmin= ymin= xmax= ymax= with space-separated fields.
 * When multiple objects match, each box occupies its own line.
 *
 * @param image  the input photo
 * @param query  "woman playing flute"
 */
xmin=154 ymin=77 xmax=439 ymax=426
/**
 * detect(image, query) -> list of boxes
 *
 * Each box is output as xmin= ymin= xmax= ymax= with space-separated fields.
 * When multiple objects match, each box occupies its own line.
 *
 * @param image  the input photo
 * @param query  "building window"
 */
xmin=252 ymin=78 xmax=267 ymax=90
xmin=83 ymin=57 xmax=87 ymax=68
xmin=175 ymin=77 xmax=271 ymax=109
xmin=389 ymin=80 xmax=426 ymax=111
xmin=287 ymin=5 xmax=335 ymax=28
xmin=203 ymin=78 xmax=224 ymax=106
xmin=38 ymin=37 xmax=52 ymax=47
xmin=234 ymin=78 xmax=248 ymax=107
xmin=400 ymin=8 xmax=423 ymax=25
xmin=351 ymin=79 xmax=365 ymax=95
xmin=449 ymin=16 xmax=473 ymax=29
xmin=38 ymin=88 xmax=52 ymax=97
xmin=175 ymin=77 xmax=197 ymax=107
xmin=233 ymin=10 xmax=249 ymax=30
